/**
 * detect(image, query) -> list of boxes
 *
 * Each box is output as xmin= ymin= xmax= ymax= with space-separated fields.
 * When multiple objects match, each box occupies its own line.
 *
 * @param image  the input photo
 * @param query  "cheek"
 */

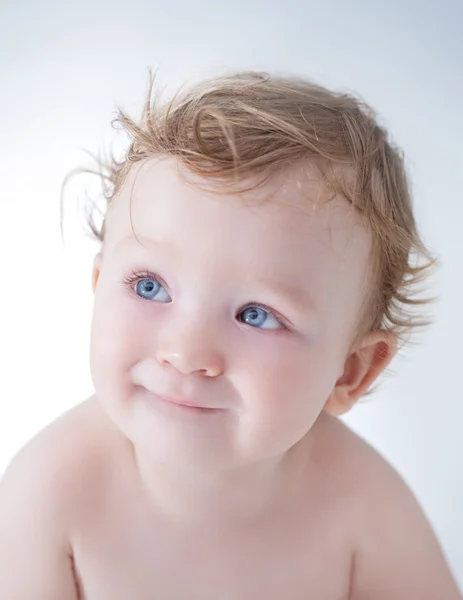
xmin=236 ymin=333 xmax=339 ymax=419
xmin=90 ymin=289 xmax=151 ymax=383
xmin=230 ymin=335 xmax=333 ymax=455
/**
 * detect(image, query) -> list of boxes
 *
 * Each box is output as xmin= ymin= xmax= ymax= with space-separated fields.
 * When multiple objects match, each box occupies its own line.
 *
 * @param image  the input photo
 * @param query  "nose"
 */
xmin=155 ymin=319 xmax=224 ymax=378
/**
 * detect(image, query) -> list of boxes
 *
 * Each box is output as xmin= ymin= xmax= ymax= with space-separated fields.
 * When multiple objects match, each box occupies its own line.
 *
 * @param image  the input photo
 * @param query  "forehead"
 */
xmin=103 ymin=157 xmax=372 ymax=333
xmin=105 ymin=156 xmax=369 ymax=263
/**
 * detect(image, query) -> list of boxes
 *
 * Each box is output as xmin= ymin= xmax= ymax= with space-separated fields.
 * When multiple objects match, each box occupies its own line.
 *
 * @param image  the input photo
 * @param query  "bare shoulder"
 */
xmin=0 ymin=397 xmax=121 ymax=599
xmin=310 ymin=411 xmax=406 ymax=505
xmin=313 ymin=414 xmax=461 ymax=599
xmin=0 ymin=397 xmax=120 ymax=523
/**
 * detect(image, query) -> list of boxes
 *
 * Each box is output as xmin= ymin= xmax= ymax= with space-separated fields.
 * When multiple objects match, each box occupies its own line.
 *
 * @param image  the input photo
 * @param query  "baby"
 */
xmin=0 ymin=70 xmax=461 ymax=599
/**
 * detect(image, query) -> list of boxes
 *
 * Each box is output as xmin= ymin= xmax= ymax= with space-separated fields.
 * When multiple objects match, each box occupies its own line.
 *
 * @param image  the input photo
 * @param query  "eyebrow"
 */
xmin=114 ymin=234 xmax=172 ymax=251
xmin=253 ymin=277 xmax=315 ymax=313
xmin=115 ymin=235 xmax=314 ymax=312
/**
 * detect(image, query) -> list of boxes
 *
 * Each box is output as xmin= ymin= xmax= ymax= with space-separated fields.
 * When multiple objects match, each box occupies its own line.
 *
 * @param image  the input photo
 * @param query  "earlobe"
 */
xmin=92 ymin=253 xmax=103 ymax=293
xmin=324 ymin=331 xmax=397 ymax=416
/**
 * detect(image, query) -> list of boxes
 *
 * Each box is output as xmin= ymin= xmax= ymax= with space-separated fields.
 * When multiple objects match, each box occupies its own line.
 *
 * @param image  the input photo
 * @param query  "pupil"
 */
xmin=143 ymin=280 xmax=154 ymax=292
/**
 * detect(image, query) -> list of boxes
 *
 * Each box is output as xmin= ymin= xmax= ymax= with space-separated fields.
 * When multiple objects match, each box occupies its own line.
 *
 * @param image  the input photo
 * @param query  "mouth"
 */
xmin=155 ymin=392 xmax=222 ymax=413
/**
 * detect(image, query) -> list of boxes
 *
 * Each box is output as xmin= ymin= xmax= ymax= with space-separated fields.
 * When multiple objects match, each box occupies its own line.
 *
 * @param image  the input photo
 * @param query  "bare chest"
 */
xmin=72 ymin=503 xmax=353 ymax=600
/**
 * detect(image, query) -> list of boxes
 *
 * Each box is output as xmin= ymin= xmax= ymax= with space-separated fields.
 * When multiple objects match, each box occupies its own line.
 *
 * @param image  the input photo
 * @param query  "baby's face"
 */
xmin=90 ymin=157 xmax=372 ymax=469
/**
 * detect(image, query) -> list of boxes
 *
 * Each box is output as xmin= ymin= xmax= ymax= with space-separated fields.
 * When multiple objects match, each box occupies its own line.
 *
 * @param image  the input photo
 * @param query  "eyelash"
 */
xmin=122 ymin=270 xmax=165 ymax=290
xmin=120 ymin=270 xmax=290 ymax=330
xmin=238 ymin=302 xmax=288 ymax=329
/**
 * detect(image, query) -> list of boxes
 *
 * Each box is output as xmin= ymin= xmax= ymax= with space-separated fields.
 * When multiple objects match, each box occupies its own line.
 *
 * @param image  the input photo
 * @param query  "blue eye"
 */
xmin=238 ymin=306 xmax=282 ymax=330
xmin=134 ymin=277 xmax=170 ymax=302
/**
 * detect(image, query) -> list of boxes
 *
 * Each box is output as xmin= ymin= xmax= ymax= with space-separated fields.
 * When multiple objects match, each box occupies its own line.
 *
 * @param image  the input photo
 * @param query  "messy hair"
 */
xmin=62 ymin=68 xmax=437 ymax=352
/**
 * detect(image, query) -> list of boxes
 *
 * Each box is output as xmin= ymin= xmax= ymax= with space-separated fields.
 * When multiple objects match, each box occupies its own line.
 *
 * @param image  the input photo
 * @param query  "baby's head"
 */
xmin=75 ymin=70 xmax=436 ymax=468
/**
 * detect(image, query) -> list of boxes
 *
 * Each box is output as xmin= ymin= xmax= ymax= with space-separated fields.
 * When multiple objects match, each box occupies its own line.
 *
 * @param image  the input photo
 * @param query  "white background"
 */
xmin=1 ymin=0 xmax=462 ymax=588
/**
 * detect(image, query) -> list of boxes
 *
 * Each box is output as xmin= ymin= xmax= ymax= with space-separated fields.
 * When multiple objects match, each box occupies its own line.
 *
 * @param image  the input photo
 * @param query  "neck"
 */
xmin=131 ymin=430 xmax=318 ymax=528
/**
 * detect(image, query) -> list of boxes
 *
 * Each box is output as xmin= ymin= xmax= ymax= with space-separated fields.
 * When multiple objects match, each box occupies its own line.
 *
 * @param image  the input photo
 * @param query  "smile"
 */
xmin=154 ymin=392 xmax=223 ymax=413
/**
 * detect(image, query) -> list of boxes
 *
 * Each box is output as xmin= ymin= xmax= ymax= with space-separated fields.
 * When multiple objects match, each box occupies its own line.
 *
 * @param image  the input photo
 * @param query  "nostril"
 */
xmin=156 ymin=344 xmax=224 ymax=377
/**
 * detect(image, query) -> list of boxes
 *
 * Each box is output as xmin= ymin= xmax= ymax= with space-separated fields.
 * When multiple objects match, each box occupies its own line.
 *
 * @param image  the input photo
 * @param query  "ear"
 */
xmin=92 ymin=252 xmax=103 ymax=293
xmin=324 ymin=331 xmax=397 ymax=416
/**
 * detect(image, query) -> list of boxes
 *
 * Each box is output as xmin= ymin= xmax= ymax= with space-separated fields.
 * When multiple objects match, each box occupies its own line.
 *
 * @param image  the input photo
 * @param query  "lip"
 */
xmin=155 ymin=393 xmax=219 ymax=411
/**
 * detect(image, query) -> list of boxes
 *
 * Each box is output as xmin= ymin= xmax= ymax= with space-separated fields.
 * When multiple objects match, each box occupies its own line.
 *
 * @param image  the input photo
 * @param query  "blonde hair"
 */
xmin=63 ymin=68 xmax=437 ymax=351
